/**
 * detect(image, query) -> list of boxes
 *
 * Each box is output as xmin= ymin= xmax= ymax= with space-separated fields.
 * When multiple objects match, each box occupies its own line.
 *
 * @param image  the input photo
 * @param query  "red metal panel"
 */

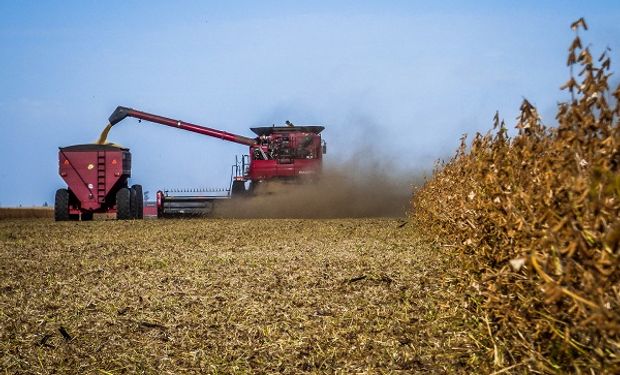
xmin=59 ymin=146 xmax=128 ymax=212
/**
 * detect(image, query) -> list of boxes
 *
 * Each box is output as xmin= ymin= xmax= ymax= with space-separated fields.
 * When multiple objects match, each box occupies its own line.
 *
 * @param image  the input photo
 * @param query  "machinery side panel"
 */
xmin=59 ymin=149 xmax=128 ymax=211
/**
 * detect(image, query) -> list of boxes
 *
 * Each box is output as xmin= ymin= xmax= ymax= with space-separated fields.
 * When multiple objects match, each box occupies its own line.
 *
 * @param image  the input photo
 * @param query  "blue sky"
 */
xmin=1 ymin=1 xmax=619 ymax=206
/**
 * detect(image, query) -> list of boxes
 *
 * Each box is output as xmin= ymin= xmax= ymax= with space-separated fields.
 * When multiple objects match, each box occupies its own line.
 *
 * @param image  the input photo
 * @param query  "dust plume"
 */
xmin=214 ymin=160 xmax=424 ymax=219
xmin=212 ymin=111 xmax=427 ymax=218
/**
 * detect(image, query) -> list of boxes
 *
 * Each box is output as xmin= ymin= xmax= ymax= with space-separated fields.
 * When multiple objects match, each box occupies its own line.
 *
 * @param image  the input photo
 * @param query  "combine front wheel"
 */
xmin=116 ymin=188 xmax=132 ymax=220
xmin=231 ymin=180 xmax=246 ymax=198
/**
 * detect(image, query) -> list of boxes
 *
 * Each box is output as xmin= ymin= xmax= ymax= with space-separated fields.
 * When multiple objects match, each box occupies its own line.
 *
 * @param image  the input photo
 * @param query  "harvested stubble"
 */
xmin=0 ymin=218 xmax=478 ymax=373
xmin=411 ymin=19 xmax=620 ymax=373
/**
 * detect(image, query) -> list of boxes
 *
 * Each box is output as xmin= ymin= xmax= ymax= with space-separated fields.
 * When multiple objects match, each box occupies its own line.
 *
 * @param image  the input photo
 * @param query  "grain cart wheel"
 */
xmin=130 ymin=184 xmax=144 ymax=219
xmin=54 ymin=188 xmax=70 ymax=221
xmin=116 ymin=187 xmax=132 ymax=220
xmin=81 ymin=212 xmax=94 ymax=221
xmin=129 ymin=187 xmax=138 ymax=218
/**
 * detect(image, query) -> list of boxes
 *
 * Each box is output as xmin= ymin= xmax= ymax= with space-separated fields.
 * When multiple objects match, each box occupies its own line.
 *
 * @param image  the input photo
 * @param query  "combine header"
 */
xmin=105 ymin=106 xmax=327 ymax=217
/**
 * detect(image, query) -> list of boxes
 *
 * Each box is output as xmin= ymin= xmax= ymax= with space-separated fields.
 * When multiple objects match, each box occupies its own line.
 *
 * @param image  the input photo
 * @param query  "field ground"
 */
xmin=0 ymin=218 xmax=476 ymax=374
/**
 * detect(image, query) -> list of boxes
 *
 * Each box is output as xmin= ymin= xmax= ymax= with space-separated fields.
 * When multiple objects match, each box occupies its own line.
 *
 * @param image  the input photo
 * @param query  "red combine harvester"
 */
xmin=106 ymin=106 xmax=326 ymax=217
xmin=56 ymin=144 xmax=142 ymax=221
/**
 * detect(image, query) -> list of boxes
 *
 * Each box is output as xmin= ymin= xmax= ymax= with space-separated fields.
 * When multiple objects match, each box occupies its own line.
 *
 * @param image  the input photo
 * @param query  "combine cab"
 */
xmin=246 ymin=124 xmax=325 ymax=183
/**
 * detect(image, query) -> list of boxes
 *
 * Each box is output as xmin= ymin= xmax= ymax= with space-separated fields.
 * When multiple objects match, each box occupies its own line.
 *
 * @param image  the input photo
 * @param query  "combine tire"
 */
xmin=116 ymin=187 xmax=132 ymax=220
xmin=130 ymin=187 xmax=137 ymax=218
xmin=131 ymin=184 xmax=144 ymax=219
xmin=231 ymin=180 xmax=246 ymax=198
xmin=54 ymin=188 xmax=70 ymax=221
xmin=81 ymin=212 xmax=94 ymax=221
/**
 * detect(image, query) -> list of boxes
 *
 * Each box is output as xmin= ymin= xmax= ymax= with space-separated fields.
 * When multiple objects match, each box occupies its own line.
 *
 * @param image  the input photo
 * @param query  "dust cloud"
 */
xmin=213 ymin=113 xmax=426 ymax=218
xmin=214 ymin=159 xmax=424 ymax=219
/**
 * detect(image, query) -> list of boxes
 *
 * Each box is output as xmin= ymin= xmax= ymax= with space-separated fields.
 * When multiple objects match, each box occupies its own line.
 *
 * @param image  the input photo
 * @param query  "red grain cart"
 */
xmin=56 ymin=144 xmax=143 ymax=221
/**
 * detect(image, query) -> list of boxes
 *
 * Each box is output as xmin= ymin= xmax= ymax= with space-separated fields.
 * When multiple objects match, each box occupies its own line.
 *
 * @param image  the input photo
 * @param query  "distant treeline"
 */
xmin=0 ymin=208 xmax=53 ymax=219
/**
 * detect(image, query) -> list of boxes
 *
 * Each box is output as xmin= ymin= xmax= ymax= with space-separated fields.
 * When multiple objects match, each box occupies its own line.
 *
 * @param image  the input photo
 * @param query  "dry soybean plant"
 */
xmin=412 ymin=19 xmax=620 ymax=373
